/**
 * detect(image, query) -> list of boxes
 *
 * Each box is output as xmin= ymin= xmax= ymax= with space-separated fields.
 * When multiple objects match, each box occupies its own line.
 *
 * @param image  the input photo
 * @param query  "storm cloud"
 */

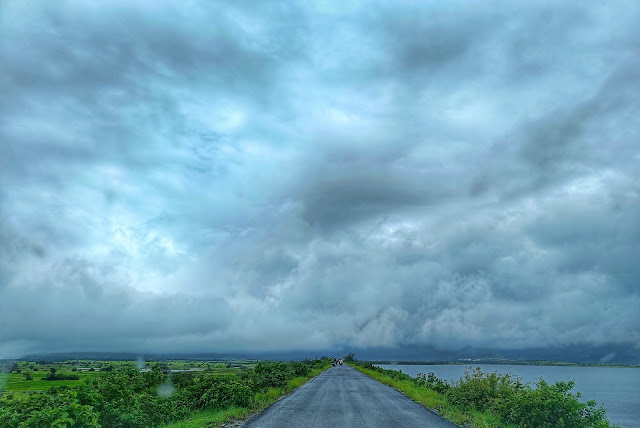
xmin=1 ymin=0 xmax=639 ymax=358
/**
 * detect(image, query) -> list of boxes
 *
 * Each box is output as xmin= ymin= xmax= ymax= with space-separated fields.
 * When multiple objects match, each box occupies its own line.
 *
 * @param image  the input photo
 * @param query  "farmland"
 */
xmin=0 ymin=357 xmax=329 ymax=427
xmin=0 ymin=359 xmax=255 ymax=397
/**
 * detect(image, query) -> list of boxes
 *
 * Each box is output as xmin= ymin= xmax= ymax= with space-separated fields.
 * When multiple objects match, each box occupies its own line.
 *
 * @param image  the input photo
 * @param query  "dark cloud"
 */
xmin=1 ymin=0 xmax=639 ymax=357
xmin=298 ymin=165 xmax=450 ymax=230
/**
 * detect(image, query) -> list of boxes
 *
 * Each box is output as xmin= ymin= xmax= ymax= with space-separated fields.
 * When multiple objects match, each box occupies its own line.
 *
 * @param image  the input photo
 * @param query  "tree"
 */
xmin=344 ymin=352 xmax=356 ymax=362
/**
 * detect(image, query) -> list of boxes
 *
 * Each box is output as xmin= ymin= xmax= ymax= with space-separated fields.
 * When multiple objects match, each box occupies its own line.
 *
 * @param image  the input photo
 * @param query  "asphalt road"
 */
xmin=242 ymin=364 xmax=459 ymax=428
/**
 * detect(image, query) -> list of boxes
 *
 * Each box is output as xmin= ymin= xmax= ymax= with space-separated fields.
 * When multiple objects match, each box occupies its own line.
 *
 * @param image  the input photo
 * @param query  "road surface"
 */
xmin=243 ymin=364 xmax=459 ymax=428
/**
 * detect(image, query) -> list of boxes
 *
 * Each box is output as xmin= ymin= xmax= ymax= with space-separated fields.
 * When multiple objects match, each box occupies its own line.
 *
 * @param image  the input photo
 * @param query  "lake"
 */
xmin=377 ymin=364 xmax=640 ymax=428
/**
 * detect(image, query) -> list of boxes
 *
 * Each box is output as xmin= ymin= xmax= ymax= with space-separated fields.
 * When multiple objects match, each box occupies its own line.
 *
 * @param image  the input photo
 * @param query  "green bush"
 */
xmin=354 ymin=363 xmax=616 ymax=428
xmin=415 ymin=372 xmax=450 ymax=394
xmin=252 ymin=361 xmax=294 ymax=390
xmin=497 ymin=379 xmax=611 ymax=428
xmin=76 ymin=366 xmax=188 ymax=428
xmin=192 ymin=376 xmax=253 ymax=410
xmin=169 ymin=372 xmax=196 ymax=390
xmin=177 ymin=374 xmax=244 ymax=411
xmin=0 ymin=388 xmax=99 ymax=428
xmin=446 ymin=367 xmax=524 ymax=411
xmin=291 ymin=361 xmax=311 ymax=377
xmin=442 ymin=367 xmax=614 ymax=428
xmin=43 ymin=373 xmax=81 ymax=381
xmin=1 ymin=359 xmax=329 ymax=428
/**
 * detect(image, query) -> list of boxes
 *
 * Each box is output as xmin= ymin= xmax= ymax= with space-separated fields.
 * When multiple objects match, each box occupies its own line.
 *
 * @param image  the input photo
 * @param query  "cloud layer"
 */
xmin=1 ymin=0 xmax=639 ymax=357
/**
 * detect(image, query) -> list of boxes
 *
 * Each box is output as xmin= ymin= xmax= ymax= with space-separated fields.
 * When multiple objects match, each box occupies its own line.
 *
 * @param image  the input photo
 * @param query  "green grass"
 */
xmin=0 ymin=371 xmax=97 ymax=395
xmin=350 ymin=365 xmax=444 ymax=409
xmin=0 ymin=359 xmax=256 ymax=397
xmin=2 ymin=358 xmax=331 ymax=428
xmin=160 ymin=407 xmax=249 ymax=428
xmin=349 ymin=363 xmax=516 ymax=428
xmin=162 ymin=363 xmax=331 ymax=428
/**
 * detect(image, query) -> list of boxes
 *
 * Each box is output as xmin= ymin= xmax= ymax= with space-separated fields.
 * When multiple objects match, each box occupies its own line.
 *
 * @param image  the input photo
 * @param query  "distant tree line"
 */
xmin=42 ymin=368 xmax=80 ymax=381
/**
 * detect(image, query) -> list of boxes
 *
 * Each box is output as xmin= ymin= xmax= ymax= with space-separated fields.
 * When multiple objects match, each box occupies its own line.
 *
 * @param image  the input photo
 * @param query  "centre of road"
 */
xmin=242 ymin=363 xmax=458 ymax=428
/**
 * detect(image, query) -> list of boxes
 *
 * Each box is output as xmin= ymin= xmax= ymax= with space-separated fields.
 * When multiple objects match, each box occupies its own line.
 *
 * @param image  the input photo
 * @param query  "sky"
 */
xmin=1 ymin=0 xmax=639 ymax=359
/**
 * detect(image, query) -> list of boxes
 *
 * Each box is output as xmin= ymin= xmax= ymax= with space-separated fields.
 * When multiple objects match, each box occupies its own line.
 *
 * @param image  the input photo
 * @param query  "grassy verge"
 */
xmin=349 ymin=362 xmax=617 ymax=428
xmin=162 ymin=364 xmax=330 ymax=428
xmin=160 ymin=407 xmax=249 ymax=428
xmin=349 ymin=363 xmax=506 ymax=427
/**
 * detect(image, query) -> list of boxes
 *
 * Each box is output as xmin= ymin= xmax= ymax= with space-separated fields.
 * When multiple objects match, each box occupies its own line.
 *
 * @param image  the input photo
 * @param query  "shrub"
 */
xmin=76 ymin=366 xmax=188 ymax=428
xmin=1 ymin=359 xmax=328 ymax=428
xmin=356 ymin=363 xmax=618 ymax=428
xmin=0 ymin=388 xmax=99 ymax=428
xmin=441 ymin=367 xmax=614 ymax=428
xmin=291 ymin=361 xmax=311 ymax=377
xmin=43 ymin=373 xmax=81 ymax=381
xmin=194 ymin=376 xmax=253 ymax=409
xmin=169 ymin=372 xmax=196 ymax=390
xmin=252 ymin=361 xmax=294 ymax=390
xmin=496 ymin=379 xmax=611 ymax=428
xmin=415 ymin=372 xmax=450 ymax=394
xmin=446 ymin=367 xmax=524 ymax=411
xmin=176 ymin=373 xmax=253 ymax=411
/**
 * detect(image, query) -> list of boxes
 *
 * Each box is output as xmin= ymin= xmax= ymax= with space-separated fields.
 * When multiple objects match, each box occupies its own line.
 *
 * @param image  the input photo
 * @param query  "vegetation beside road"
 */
xmin=0 ymin=358 xmax=330 ymax=427
xmin=350 ymin=361 xmax=618 ymax=428
xmin=163 ymin=360 xmax=330 ymax=428
xmin=0 ymin=360 xmax=254 ymax=397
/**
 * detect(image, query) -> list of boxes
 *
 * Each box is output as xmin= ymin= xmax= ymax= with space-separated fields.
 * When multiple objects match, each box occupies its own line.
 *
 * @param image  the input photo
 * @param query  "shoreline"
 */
xmin=368 ymin=360 xmax=640 ymax=368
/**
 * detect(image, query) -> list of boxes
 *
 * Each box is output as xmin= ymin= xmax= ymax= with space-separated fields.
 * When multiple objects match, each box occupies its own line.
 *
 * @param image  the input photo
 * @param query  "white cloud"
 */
xmin=1 ymin=0 xmax=639 ymax=358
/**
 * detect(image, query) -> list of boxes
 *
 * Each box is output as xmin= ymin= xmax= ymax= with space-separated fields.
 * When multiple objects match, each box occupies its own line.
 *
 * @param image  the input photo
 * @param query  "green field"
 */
xmin=0 ymin=359 xmax=254 ymax=397
xmin=0 ymin=358 xmax=330 ymax=428
xmin=1 ymin=371 xmax=91 ymax=394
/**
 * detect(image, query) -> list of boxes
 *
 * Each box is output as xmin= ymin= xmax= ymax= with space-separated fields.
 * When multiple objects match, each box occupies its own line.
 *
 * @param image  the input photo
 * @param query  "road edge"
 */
xmin=347 ymin=363 xmax=463 ymax=427
xmin=233 ymin=365 xmax=331 ymax=428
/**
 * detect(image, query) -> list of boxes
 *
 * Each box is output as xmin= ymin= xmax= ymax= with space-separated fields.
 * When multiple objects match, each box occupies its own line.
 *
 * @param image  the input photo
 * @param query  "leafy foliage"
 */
xmin=75 ymin=365 xmax=188 ymax=427
xmin=446 ymin=366 xmax=524 ymax=411
xmin=43 ymin=370 xmax=81 ymax=381
xmin=0 ymin=359 xmax=329 ymax=428
xmin=251 ymin=361 xmax=295 ymax=390
xmin=414 ymin=372 xmax=450 ymax=394
xmin=496 ymin=379 xmax=611 ymax=428
xmin=351 ymin=363 xmax=617 ymax=428
xmin=179 ymin=374 xmax=253 ymax=410
xmin=0 ymin=388 xmax=99 ymax=428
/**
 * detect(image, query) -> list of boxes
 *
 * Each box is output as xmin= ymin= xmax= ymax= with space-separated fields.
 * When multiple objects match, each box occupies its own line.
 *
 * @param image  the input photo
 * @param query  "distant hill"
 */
xmin=345 ymin=343 xmax=640 ymax=365
xmin=14 ymin=342 xmax=640 ymax=365
xmin=18 ymin=351 xmax=256 ymax=363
